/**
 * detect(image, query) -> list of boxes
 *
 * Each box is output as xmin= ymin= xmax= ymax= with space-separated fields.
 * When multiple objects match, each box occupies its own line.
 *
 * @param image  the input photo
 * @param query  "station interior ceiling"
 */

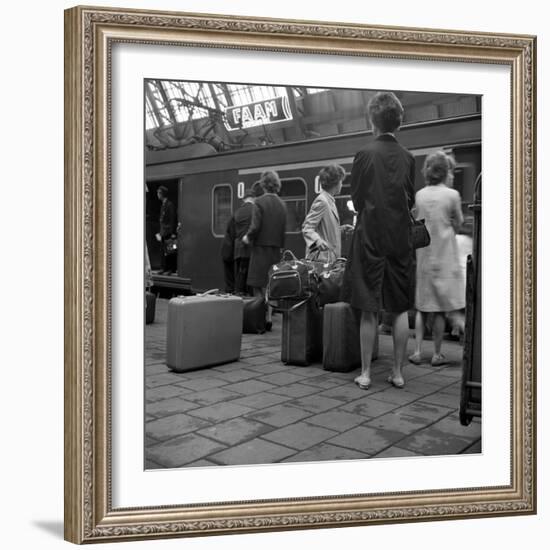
xmin=145 ymin=80 xmax=481 ymax=156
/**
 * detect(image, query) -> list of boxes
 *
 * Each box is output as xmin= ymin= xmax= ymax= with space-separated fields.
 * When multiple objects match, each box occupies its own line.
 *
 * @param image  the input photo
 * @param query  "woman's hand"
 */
xmin=242 ymin=234 xmax=250 ymax=245
xmin=316 ymin=240 xmax=329 ymax=251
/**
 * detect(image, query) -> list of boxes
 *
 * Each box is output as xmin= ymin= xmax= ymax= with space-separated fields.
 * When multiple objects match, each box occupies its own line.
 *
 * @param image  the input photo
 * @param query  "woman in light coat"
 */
xmin=302 ymin=164 xmax=345 ymax=264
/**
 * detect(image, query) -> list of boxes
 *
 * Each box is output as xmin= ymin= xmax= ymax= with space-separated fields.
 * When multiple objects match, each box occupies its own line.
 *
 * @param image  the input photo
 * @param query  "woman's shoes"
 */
xmin=354 ymin=374 xmax=371 ymax=390
xmin=408 ymin=352 xmax=422 ymax=365
xmin=387 ymin=374 xmax=405 ymax=389
xmin=431 ymin=353 xmax=448 ymax=366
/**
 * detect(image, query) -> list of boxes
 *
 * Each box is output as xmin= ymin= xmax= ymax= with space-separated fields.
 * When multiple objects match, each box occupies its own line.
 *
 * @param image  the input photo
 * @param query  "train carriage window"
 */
xmin=212 ymin=184 xmax=233 ymax=237
xmin=279 ymin=178 xmax=307 ymax=234
xmin=335 ymin=173 xmax=355 ymax=226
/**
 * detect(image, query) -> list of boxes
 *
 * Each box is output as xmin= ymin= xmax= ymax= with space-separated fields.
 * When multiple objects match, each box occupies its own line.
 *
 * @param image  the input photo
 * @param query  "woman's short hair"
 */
xmin=422 ymin=151 xmax=454 ymax=185
xmin=259 ymin=170 xmax=281 ymax=193
xmin=318 ymin=164 xmax=346 ymax=191
xmin=250 ymin=181 xmax=265 ymax=198
xmin=367 ymin=92 xmax=404 ymax=133
xmin=157 ymin=185 xmax=168 ymax=197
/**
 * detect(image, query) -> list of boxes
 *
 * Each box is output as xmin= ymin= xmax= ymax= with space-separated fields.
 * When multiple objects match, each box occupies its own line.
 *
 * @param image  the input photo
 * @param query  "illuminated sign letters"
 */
xmin=224 ymin=96 xmax=292 ymax=130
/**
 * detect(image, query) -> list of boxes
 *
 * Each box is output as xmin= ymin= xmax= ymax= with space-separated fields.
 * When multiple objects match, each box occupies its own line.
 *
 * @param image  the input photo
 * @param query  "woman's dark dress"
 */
xmin=342 ymin=134 xmax=416 ymax=313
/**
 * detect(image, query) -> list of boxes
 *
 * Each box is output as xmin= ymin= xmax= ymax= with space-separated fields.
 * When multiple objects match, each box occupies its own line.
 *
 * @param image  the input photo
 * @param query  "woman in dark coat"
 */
xmin=342 ymin=92 xmax=415 ymax=390
xmin=242 ymin=171 xmax=287 ymax=329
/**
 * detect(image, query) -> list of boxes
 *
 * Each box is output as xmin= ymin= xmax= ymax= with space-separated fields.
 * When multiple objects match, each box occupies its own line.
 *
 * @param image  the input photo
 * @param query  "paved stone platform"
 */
xmin=145 ymin=298 xmax=481 ymax=469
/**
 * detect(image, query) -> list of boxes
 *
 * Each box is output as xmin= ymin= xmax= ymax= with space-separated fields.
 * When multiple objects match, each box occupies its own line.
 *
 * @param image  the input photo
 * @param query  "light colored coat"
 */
xmin=414 ymin=184 xmax=465 ymax=312
xmin=302 ymin=190 xmax=341 ymax=263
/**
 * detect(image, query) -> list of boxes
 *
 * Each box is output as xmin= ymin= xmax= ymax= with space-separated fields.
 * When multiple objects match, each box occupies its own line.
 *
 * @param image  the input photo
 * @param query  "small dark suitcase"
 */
xmin=145 ymin=290 xmax=156 ymax=325
xmin=323 ymin=303 xmax=379 ymax=372
xmin=280 ymin=298 xmax=323 ymax=366
xmin=242 ymin=296 xmax=267 ymax=334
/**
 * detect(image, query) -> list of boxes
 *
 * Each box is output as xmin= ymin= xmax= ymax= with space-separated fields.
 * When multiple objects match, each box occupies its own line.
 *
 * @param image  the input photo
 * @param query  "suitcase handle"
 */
xmin=269 ymin=297 xmax=309 ymax=313
xmin=198 ymin=288 xmax=220 ymax=296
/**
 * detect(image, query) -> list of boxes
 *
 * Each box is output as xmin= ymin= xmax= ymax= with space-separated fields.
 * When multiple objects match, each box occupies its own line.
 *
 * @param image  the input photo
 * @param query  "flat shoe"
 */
xmin=354 ymin=375 xmax=371 ymax=390
xmin=387 ymin=375 xmax=405 ymax=389
xmin=408 ymin=352 xmax=422 ymax=365
xmin=431 ymin=354 xmax=448 ymax=366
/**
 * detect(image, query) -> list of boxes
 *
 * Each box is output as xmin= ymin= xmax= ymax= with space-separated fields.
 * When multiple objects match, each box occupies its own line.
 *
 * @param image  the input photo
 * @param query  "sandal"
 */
xmin=354 ymin=374 xmax=371 ymax=390
xmin=387 ymin=375 xmax=405 ymax=389
xmin=431 ymin=353 xmax=448 ymax=366
xmin=408 ymin=352 xmax=422 ymax=365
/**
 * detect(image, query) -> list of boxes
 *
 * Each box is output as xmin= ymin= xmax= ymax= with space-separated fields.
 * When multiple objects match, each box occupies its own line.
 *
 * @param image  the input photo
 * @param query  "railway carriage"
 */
xmin=145 ymin=113 xmax=481 ymax=293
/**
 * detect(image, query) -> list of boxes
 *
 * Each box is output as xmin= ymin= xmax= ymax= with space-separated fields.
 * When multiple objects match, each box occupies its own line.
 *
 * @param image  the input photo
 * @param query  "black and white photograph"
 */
xmin=143 ymin=80 xmax=482 ymax=469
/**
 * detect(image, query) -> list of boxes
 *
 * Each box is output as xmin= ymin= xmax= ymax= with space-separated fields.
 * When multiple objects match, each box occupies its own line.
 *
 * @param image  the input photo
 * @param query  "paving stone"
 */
xmin=187 ymin=402 xmax=255 ymax=423
xmin=430 ymin=414 xmax=482 ymax=439
xmin=183 ymin=388 xmax=242 ymax=406
xmin=368 ymin=388 xmax=421 ymax=406
xmin=288 ymin=395 xmax=342 ymax=414
xmin=269 ymin=383 xmax=321 ymax=399
xmin=371 ymin=446 xmax=423 ymax=459
xmin=462 ymin=439 xmax=482 ymax=454
xmin=432 ymin=365 xmax=464 ymax=378
xmin=419 ymin=391 xmax=461 ymax=410
xmin=340 ymin=395 xmax=399 ymax=418
xmin=258 ymin=371 xmax=306 ymax=386
xmin=145 ymin=414 xmax=212 ymax=441
xmin=241 ymin=354 xmax=280 ymax=365
xmin=244 ymin=362 xmax=291 ymax=374
xmin=365 ymin=401 xmax=453 ymax=436
xmin=397 ymin=428 xmax=474 ymax=456
xmin=146 ymin=384 xmax=189 ymax=403
xmin=147 ymin=433 xmax=226 ymax=468
xmin=317 ymin=383 xmax=377 ymax=403
xmin=282 ymin=443 xmax=368 ymax=463
xmin=146 ymin=372 xmax=188 ymax=388
xmin=209 ymin=438 xmax=296 ymax=465
xmin=211 ymin=361 xmax=253 ymax=373
xmin=394 ymin=377 xmax=446 ymax=396
xmin=246 ymin=404 xmax=313 ymax=427
xmin=223 ymin=379 xmax=278 ymax=395
xmin=198 ymin=417 xmax=272 ymax=445
xmin=208 ymin=368 xmax=260 ymax=383
xmin=305 ymin=410 xmax=367 ymax=432
xmin=186 ymin=459 xmax=219 ymax=467
xmin=299 ymin=375 xmax=344 ymax=389
xmin=144 ymin=457 xmax=164 ymax=469
xmin=327 ymin=425 xmax=404 ymax=455
xmin=230 ymin=392 xmax=292 ymax=410
xmin=146 ymin=363 xmax=171 ymax=375
xmin=413 ymin=372 xmax=460 ymax=389
xmin=177 ymin=377 xmax=229 ymax=392
xmin=262 ymin=422 xmax=338 ymax=450
xmin=146 ymin=397 xmax=199 ymax=419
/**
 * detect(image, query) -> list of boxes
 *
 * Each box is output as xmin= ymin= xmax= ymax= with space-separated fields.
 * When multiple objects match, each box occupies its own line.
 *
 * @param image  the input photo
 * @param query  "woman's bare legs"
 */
xmin=432 ymin=312 xmax=446 ymax=357
xmin=391 ymin=311 xmax=409 ymax=385
xmin=355 ymin=311 xmax=377 ymax=388
xmin=409 ymin=311 xmax=425 ymax=363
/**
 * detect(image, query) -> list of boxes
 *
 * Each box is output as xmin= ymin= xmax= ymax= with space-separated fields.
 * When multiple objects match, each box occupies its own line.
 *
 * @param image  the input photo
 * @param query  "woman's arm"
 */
xmin=244 ymin=202 xmax=262 ymax=243
xmin=450 ymin=191 xmax=464 ymax=232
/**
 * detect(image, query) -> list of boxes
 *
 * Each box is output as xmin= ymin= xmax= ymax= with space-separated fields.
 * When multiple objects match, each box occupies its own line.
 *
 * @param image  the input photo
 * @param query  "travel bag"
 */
xmin=145 ymin=290 xmax=156 ymax=325
xmin=323 ymin=303 xmax=379 ymax=372
xmin=267 ymin=250 xmax=318 ymax=301
xmin=279 ymin=297 xmax=323 ymax=366
xmin=166 ymin=291 xmax=243 ymax=372
xmin=317 ymin=258 xmax=347 ymax=306
xmin=242 ymin=295 xmax=267 ymax=334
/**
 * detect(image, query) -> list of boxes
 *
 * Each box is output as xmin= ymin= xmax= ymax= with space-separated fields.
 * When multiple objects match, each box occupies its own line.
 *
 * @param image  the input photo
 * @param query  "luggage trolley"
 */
xmin=460 ymin=173 xmax=482 ymax=425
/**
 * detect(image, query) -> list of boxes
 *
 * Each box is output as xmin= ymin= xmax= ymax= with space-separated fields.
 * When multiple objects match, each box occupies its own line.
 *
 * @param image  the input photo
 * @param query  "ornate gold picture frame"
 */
xmin=64 ymin=5 xmax=536 ymax=544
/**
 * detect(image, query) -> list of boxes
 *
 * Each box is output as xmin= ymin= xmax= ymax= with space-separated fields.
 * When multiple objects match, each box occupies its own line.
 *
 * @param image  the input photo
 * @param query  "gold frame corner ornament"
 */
xmin=64 ymin=5 xmax=536 ymax=544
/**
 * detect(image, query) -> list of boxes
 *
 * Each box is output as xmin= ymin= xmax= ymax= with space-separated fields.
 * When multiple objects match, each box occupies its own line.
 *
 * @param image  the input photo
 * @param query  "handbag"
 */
xmin=317 ymin=258 xmax=347 ymax=306
xmin=163 ymin=236 xmax=178 ymax=256
xmin=267 ymin=250 xmax=318 ymax=301
xmin=410 ymin=218 xmax=431 ymax=249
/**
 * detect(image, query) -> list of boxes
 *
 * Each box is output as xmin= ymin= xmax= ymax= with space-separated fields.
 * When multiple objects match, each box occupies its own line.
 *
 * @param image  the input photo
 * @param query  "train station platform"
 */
xmin=145 ymin=298 xmax=481 ymax=469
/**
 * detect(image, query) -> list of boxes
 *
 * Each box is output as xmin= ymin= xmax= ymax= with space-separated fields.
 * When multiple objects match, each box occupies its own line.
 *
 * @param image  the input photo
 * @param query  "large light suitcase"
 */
xmin=166 ymin=292 xmax=243 ymax=372
xmin=280 ymin=298 xmax=323 ymax=366
xmin=323 ymin=303 xmax=379 ymax=372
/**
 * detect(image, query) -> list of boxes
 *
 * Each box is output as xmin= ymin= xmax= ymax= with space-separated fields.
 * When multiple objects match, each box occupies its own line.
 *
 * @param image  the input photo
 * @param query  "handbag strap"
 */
xmin=281 ymin=249 xmax=298 ymax=262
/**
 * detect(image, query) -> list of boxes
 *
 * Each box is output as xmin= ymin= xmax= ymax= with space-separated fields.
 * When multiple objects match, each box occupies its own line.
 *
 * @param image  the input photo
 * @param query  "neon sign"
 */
xmin=224 ymin=96 xmax=292 ymax=130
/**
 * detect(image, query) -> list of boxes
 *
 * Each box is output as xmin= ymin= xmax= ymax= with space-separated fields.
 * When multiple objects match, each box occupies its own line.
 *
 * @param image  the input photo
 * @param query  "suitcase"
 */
xmin=323 ymin=303 xmax=379 ymax=372
xmin=279 ymin=298 xmax=323 ymax=366
xmin=145 ymin=290 xmax=156 ymax=325
xmin=166 ymin=292 xmax=243 ymax=372
xmin=242 ymin=296 xmax=267 ymax=334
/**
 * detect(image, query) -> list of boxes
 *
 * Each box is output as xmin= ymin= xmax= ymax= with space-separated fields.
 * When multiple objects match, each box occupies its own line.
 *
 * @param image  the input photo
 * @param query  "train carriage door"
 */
xmin=279 ymin=178 xmax=307 ymax=257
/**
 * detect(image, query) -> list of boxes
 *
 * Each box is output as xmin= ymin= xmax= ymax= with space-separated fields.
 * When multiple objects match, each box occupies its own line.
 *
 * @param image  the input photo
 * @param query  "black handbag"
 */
xmin=163 ymin=236 xmax=178 ymax=256
xmin=267 ymin=250 xmax=318 ymax=301
xmin=411 ymin=218 xmax=431 ymax=249
xmin=318 ymin=258 xmax=347 ymax=306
